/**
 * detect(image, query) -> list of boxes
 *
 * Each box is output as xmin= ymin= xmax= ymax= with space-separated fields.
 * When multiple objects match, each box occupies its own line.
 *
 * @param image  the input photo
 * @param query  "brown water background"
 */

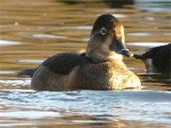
xmin=0 ymin=0 xmax=171 ymax=127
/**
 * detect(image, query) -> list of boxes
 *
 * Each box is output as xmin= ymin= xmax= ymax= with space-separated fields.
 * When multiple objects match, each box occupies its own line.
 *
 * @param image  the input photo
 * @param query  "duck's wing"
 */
xmin=42 ymin=52 xmax=93 ymax=75
xmin=17 ymin=52 xmax=92 ymax=78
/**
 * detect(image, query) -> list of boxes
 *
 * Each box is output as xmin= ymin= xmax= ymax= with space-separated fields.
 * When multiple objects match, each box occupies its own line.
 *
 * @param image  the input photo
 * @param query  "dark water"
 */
xmin=0 ymin=0 xmax=171 ymax=127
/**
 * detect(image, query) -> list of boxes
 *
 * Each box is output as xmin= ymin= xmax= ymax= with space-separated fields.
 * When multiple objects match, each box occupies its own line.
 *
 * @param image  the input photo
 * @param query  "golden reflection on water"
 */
xmin=0 ymin=0 xmax=171 ymax=88
xmin=0 ymin=0 xmax=171 ymax=127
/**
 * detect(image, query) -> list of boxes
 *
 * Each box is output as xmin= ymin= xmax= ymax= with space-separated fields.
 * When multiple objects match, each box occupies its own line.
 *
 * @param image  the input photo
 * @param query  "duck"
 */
xmin=134 ymin=43 xmax=171 ymax=75
xmin=17 ymin=14 xmax=141 ymax=91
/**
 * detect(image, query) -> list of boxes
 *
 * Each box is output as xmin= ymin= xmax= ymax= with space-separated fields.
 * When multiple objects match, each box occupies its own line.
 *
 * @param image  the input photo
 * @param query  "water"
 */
xmin=0 ymin=0 xmax=171 ymax=127
xmin=0 ymin=90 xmax=171 ymax=128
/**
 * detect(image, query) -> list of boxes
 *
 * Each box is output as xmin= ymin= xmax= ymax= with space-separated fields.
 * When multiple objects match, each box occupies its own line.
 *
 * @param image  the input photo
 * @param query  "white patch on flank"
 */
xmin=144 ymin=58 xmax=156 ymax=73
xmin=145 ymin=58 xmax=153 ymax=66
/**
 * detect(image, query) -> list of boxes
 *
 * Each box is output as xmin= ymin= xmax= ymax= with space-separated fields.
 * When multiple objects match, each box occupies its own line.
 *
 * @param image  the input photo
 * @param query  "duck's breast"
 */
xmin=76 ymin=61 xmax=141 ymax=90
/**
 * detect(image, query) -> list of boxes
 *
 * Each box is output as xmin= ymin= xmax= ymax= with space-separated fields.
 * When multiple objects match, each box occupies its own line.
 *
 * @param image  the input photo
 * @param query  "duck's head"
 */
xmin=86 ymin=14 xmax=133 ymax=63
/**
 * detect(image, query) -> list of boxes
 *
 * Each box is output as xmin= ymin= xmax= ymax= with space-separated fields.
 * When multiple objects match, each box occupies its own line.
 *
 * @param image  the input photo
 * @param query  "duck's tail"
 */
xmin=17 ymin=68 xmax=37 ymax=78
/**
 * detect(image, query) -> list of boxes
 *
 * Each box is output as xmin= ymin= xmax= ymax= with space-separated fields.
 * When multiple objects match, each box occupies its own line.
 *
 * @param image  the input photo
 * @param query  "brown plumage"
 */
xmin=18 ymin=14 xmax=141 ymax=91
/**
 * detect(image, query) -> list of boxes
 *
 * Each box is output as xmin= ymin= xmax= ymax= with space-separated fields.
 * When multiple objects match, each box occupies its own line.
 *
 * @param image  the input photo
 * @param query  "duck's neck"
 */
xmin=86 ymin=49 xmax=123 ymax=63
xmin=86 ymin=49 xmax=106 ymax=63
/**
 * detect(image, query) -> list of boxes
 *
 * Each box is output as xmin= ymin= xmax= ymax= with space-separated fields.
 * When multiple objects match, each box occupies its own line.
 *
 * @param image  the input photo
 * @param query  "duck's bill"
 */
xmin=118 ymin=49 xmax=133 ymax=57
xmin=109 ymin=37 xmax=133 ymax=57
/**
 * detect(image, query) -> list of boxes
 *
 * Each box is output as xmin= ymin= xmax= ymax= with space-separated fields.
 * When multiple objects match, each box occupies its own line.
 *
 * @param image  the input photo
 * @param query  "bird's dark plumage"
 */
xmin=42 ymin=52 xmax=93 ymax=75
xmin=134 ymin=43 xmax=171 ymax=74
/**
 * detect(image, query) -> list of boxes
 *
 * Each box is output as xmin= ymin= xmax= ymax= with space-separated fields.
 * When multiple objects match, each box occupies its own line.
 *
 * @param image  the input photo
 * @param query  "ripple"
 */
xmin=135 ymin=0 xmax=170 ymax=13
xmin=127 ymin=33 xmax=171 ymax=36
xmin=98 ymin=14 xmax=127 ymax=18
xmin=0 ymin=111 xmax=62 ymax=119
xmin=138 ymin=73 xmax=162 ymax=76
xmin=0 ymin=79 xmax=31 ymax=86
xmin=32 ymin=34 xmax=68 ymax=39
xmin=82 ymin=38 xmax=89 ymax=42
xmin=128 ymin=67 xmax=143 ymax=70
xmin=126 ymin=42 xmax=169 ymax=47
xmin=0 ymin=71 xmax=15 ymax=74
xmin=112 ymin=14 xmax=127 ymax=18
xmin=61 ymin=26 xmax=92 ymax=30
xmin=0 ymin=90 xmax=170 ymax=126
xmin=0 ymin=40 xmax=21 ymax=46
xmin=18 ymin=59 xmax=44 ymax=63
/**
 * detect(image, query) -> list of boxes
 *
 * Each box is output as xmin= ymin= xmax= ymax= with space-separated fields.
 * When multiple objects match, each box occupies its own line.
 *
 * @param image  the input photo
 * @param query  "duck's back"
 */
xmin=42 ymin=52 xmax=92 ymax=75
xmin=31 ymin=52 xmax=93 ymax=91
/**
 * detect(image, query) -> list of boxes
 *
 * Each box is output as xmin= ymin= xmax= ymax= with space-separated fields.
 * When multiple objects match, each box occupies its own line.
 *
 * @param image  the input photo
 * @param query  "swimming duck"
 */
xmin=18 ymin=14 xmax=141 ymax=91
xmin=134 ymin=43 xmax=171 ymax=74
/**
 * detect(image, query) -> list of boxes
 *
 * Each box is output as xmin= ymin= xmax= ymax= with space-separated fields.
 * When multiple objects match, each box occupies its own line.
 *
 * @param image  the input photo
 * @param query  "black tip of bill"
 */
xmin=118 ymin=49 xmax=133 ymax=57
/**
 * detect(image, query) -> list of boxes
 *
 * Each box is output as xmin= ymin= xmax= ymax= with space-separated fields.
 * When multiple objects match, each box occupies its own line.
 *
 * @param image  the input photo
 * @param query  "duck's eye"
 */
xmin=100 ymin=27 xmax=107 ymax=35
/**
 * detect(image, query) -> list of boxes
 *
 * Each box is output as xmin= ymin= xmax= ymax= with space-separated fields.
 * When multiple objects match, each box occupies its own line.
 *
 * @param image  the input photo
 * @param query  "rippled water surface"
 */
xmin=0 ymin=0 xmax=171 ymax=127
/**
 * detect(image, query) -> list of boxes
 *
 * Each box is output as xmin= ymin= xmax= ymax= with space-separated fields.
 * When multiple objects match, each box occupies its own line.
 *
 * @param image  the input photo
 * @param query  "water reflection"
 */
xmin=139 ymin=73 xmax=171 ymax=87
xmin=32 ymin=34 xmax=68 ymax=39
xmin=0 ymin=71 xmax=15 ymax=74
xmin=0 ymin=0 xmax=171 ymax=127
xmin=0 ymin=90 xmax=170 ymax=127
xmin=0 ymin=79 xmax=30 ymax=87
xmin=61 ymin=26 xmax=92 ymax=30
xmin=57 ymin=0 xmax=134 ymax=8
xmin=0 ymin=40 xmax=21 ymax=46
xmin=18 ymin=59 xmax=44 ymax=63
xmin=127 ymin=42 xmax=169 ymax=47
xmin=134 ymin=0 xmax=171 ymax=12
xmin=127 ymin=32 xmax=171 ymax=36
